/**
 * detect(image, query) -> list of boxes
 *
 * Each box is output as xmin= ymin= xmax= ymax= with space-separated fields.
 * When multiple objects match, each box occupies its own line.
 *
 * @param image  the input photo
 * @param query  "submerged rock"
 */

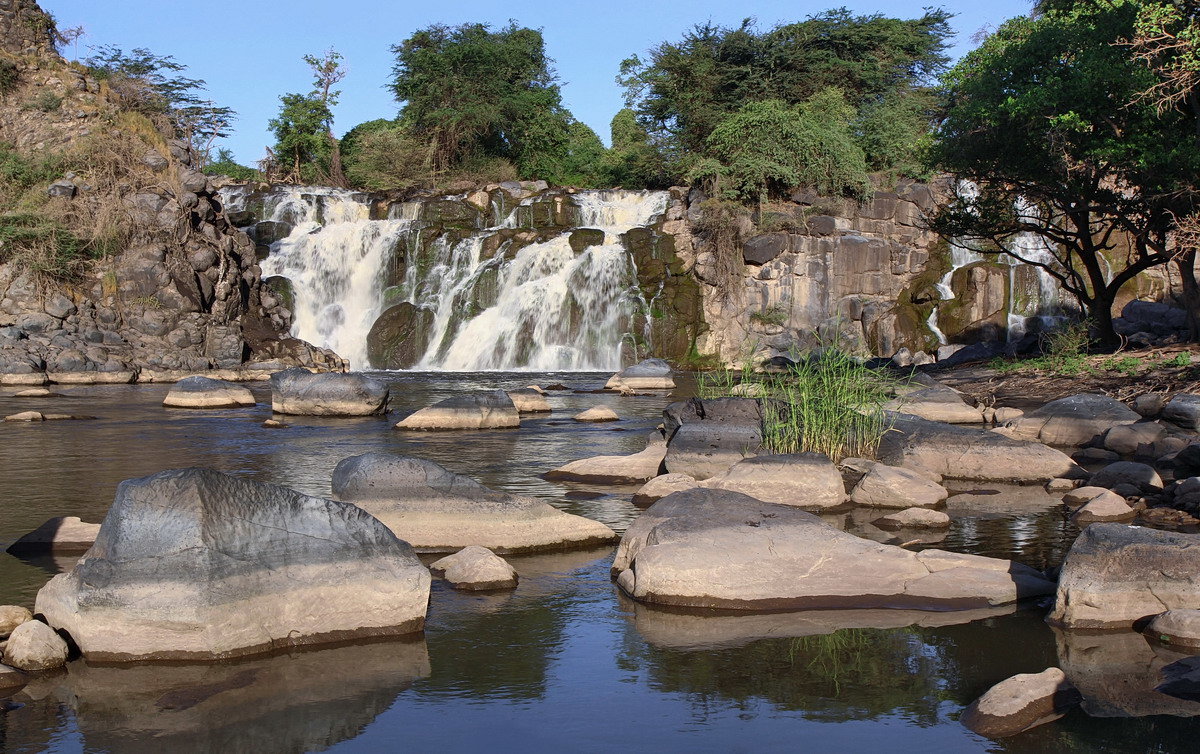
xmin=872 ymin=508 xmax=951 ymax=530
xmin=6 ymin=516 xmax=100 ymax=554
xmin=395 ymin=390 xmax=520 ymax=430
xmin=1007 ymin=394 xmax=1140 ymax=447
xmin=506 ymin=388 xmax=551 ymax=414
xmin=1056 ymin=628 xmax=1200 ymax=718
xmin=2 ymin=620 xmax=68 ymax=671
xmin=961 ymin=668 xmax=1080 ymax=738
xmin=545 ymin=434 xmax=667 ymax=484
xmin=573 ymin=405 xmax=619 ymax=422
xmin=632 ymin=473 xmax=699 ymax=505
xmin=1049 ymin=523 xmax=1200 ymax=630
xmin=333 ymin=452 xmax=617 ymax=553
xmin=850 ymin=463 xmax=948 ymax=509
xmin=162 ymin=376 xmax=255 ymax=408
xmin=700 ymin=453 xmax=848 ymax=509
xmin=430 ymin=546 xmax=518 ymax=591
xmin=36 ymin=468 xmax=430 ymax=662
xmin=1147 ymin=610 xmax=1200 ymax=650
xmin=612 ymin=488 xmax=1054 ymax=611
xmin=270 ymin=368 xmax=389 ymax=416
xmin=605 ymin=358 xmax=675 ymax=390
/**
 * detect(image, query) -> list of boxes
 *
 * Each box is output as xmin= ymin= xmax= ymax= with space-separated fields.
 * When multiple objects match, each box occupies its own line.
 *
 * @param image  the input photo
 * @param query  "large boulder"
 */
xmin=1163 ymin=394 xmax=1200 ymax=431
xmin=395 ymin=390 xmax=520 ymax=430
xmin=6 ymin=516 xmax=99 ymax=554
xmin=35 ymin=468 xmax=430 ymax=661
xmin=1007 ymin=394 xmax=1140 ymax=447
xmin=960 ymin=668 xmax=1081 ymax=738
xmin=850 ymin=463 xmax=948 ymax=509
xmin=366 ymin=302 xmax=433 ymax=370
xmin=545 ymin=434 xmax=667 ymax=484
xmin=162 ymin=376 xmax=255 ymax=408
xmin=663 ymin=398 xmax=764 ymax=480
xmin=605 ymin=358 xmax=675 ymax=390
xmin=1088 ymin=461 xmax=1163 ymax=493
xmin=269 ymin=368 xmax=389 ymax=416
xmin=612 ymin=488 xmax=1054 ymax=610
xmin=700 ymin=454 xmax=848 ymax=509
xmin=1103 ymin=422 xmax=1167 ymax=456
xmin=877 ymin=415 xmax=1078 ymax=482
xmin=429 ymin=546 xmax=518 ymax=591
xmin=1049 ymin=523 xmax=1200 ymax=630
xmin=2 ymin=619 xmax=68 ymax=671
xmin=332 ymin=452 xmax=617 ymax=553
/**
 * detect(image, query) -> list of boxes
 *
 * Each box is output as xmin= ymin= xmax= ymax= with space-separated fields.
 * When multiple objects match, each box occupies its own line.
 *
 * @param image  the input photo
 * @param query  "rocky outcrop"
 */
xmin=612 ymin=488 xmax=1054 ymax=610
xmin=332 ymin=452 xmax=617 ymax=553
xmin=270 ymin=367 xmax=388 ymax=416
xmin=1049 ymin=524 xmax=1200 ymax=630
xmin=162 ymin=375 xmax=255 ymax=408
xmin=395 ymin=390 xmax=520 ymax=430
xmin=35 ymin=468 xmax=430 ymax=661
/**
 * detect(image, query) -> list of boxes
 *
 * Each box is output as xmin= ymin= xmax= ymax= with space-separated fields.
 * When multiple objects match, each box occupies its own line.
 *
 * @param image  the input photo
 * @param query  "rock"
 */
xmin=1057 ymin=628 xmax=1200 ymax=718
xmin=270 ymin=368 xmax=389 ymax=416
xmin=573 ymin=405 xmax=619 ymax=422
xmin=993 ymin=407 xmax=1024 ymax=424
xmin=1007 ymin=394 xmax=1140 ymax=446
xmin=162 ymin=376 xmax=255 ymax=408
xmin=1074 ymin=447 xmax=1121 ymax=464
xmin=605 ymin=358 xmax=675 ymax=390
xmin=366 ymin=302 xmax=434 ymax=370
xmin=12 ymin=387 xmax=59 ymax=397
xmin=887 ymin=378 xmax=982 ymax=424
xmin=0 ymin=606 xmax=32 ymax=638
xmin=506 ymin=388 xmax=551 ymax=414
xmin=1062 ymin=486 xmax=1110 ymax=508
xmin=1163 ymin=394 xmax=1200 ymax=431
xmin=1174 ymin=444 xmax=1200 ymax=478
xmin=1157 ymin=656 xmax=1200 ymax=704
xmin=663 ymin=398 xmax=764 ymax=480
xmin=877 ymin=415 xmax=1078 ymax=482
xmin=35 ymin=468 xmax=430 ymax=661
xmin=5 ymin=516 xmax=99 ymax=554
xmin=1133 ymin=393 xmax=1165 ymax=418
xmin=612 ymin=489 xmax=1054 ymax=610
xmin=1089 ymin=461 xmax=1163 ymax=492
xmin=850 ymin=463 xmax=948 ymax=509
xmin=632 ymin=473 xmax=699 ymax=505
xmin=1049 ymin=523 xmax=1200 ymax=630
xmin=960 ymin=668 xmax=1080 ymax=738
xmin=2 ymin=620 xmax=68 ymax=671
xmin=1070 ymin=491 xmax=1136 ymax=524
xmin=262 ymin=419 xmax=289 ymax=428
xmin=4 ymin=410 xmax=43 ymax=421
xmin=395 ymin=390 xmax=520 ymax=430
xmin=701 ymin=453 xmax=848 ymax=509
xmin=1147 ymin=610 xmax=1200 ymax=649
xmin=429 ymin=546 xmax=518 ymax=591
xmin=545 ymin=434 xmax=667 ymax=485
xmin=1104 ymin=422 xmax=1166 ymax=456
xmin=872 ymin=508 xmax=951 ymax=530
xmin=1045 ymin=477 xmax=1080 ymax=492
xmin=0 ymin=664 xmax=25 ymax=691
xmin=332 ymin=453 xmax=616 ymax=553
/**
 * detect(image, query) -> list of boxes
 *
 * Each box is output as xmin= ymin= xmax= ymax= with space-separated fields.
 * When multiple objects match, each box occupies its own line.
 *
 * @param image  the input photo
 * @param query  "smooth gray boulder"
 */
xmin=162 ymin=376 xmax=255 ymax=408
xmin=1089 ymin=461 xmax=1163 ymax=492
xmin=0 ymin=606 xmax=31 ymax=638
xmin=700 ymin=453 xmax=848 ymax=509
xmin=605 ymin=358 xmax=675 ymax=390
xmin=1103 ymin=422 xmax=1166 ymax=456
xmin=612 ymin=488 xmax=1054 ymax=611
xmin=429 ymin=546 xmax=518 ymax=591
xmin=36 ymin=468 xmax=430 ymax=661
xmin=333 ymin=452 xmax=617 ymax=553
xmin=545 ymin=433 xmax=667 ymax=484
xmin=851 ymin=463 xmax=948 ymax=509
xmin=270 ymin=368 xmax=389 ymax=416
xmin=2 ymin=620 xmax=68 ymax=671
xmin=1147 ymin=610 xmax=1200 ymax=649
xmin=960 ymin=668 xmax=1080 ymax=738
xmin=632 ymin=473 xmax=699 ymax=505
xmin=877 ymin=415 xmax=1078 ymax=482
xmin=1163 ymin=394 xmax=1200 ymax=431
xmin=506 ymin=388 xmax=551 ymax=414
xmin=1069 ymin=491 xmax=1135 ymax=524
xmin=1049 ymin=523 xmax=1200 ymax=630
xmin=663 ymin=398 xmax=764 ymax=480
xmin=395 ymin=390 xmax=519 ymax=430
xmin=1007 ymin=393 xmax=1140 ymax=446
xmin=6 ymin=516 xmax=100 ymax=554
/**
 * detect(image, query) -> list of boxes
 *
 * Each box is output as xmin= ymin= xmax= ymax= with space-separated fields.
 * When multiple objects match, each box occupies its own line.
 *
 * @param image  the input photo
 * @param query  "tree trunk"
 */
xmin=1178 ymin=249 xmax=1200 ymax=342
xmin=327 ymin=132 xmax=347 ymax=189
xmin=1089 ymin=289 xmax=1119 ymax=348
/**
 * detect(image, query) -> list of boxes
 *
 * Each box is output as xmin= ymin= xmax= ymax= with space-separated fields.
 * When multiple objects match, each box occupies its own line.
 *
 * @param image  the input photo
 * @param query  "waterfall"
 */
xmin=222 ymin=185 xmax=667 ymax=371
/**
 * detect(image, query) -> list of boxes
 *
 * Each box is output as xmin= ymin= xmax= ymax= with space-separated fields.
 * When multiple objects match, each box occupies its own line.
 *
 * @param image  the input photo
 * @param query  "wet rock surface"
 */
xmin=395 ymin=390 xmax=519 ymax=430
xmin=270 ymin=368 xmax=389 ymax=416
xmin=961 ymin=667 xmax=1080 ymax=738
xmin=162 ymin=376 xmax=255 ymax=408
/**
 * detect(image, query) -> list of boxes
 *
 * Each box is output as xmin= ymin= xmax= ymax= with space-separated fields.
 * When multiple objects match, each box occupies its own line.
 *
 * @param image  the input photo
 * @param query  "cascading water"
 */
xmin=222 ymin=185 xmax=667 ymax=371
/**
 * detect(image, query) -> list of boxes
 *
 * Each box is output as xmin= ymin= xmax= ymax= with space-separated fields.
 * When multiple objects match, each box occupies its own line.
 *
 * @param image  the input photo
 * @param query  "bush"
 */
xmin=0 ymin=213 xmax=95 ymax=278
xmin=343 ymin=123 xmax=434 ymax=191
xmin=0 ymin=60 xmax=19 ymax=98
xmin=26 ymin=89 xmax=62 ymax=113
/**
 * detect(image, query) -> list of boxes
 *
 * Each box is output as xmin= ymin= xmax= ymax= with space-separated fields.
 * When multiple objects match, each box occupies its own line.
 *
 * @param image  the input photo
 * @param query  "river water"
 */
xmin=0 ymin=373 xmax=1196 ymax=752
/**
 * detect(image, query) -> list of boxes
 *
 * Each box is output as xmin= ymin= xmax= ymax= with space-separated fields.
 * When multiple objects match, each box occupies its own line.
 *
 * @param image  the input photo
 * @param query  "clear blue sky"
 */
xmin=42 ymin=0 xmax=1035 ymax=163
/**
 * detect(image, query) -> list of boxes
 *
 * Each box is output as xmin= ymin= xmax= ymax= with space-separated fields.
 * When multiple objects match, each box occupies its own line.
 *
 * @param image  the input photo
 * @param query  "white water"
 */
xmin=222 ymin=186 xmax=667 ymax=371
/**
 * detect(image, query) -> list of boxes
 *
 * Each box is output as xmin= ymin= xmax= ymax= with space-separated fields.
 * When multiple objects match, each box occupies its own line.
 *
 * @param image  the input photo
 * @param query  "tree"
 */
xmin=85 ymin=45 xmax=234 ymax=164
xmin=303 ymin=48 xmax=347 ymax=187
xmin=926 ymin=0 xmax=1200 ymax=344
xmin=389 ymin=22 xmax=571 ymax=178
xmin=268 ymin=92 xmax=333 ymax=182
xmin=603 ymin=108 xmax=664 ymax=188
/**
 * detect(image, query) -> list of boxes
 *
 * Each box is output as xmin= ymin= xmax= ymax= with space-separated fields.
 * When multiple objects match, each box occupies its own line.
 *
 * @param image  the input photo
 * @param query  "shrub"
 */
xmin=26 ymin=89 xmax=62 ymax=113
xmin=0 ymin=60 xmax=19 ymax=98
xmin=343 ymin=123 xmax=434 ymax=191
xmin=0 ymin=213 xmax=95 ymax=278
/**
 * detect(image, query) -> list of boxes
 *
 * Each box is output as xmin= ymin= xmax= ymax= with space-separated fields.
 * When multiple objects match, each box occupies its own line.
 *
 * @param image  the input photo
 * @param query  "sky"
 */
xmin=41 ymin=0 xmax=1035 ymax=163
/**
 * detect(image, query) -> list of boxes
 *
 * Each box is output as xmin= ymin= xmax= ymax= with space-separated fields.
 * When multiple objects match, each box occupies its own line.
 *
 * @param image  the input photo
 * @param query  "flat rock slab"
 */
xmin=1008 ymin=393 xmax=1140 ymax=447
xmin=1147 ymin=610 xmax=1200 ymax=650
xmin=873 ymin=508 xmax=951 ymax=530
xmin=395 ymin=390 xmax=519 ymax=430
xmin=12 ymin=388 xmax=60 ymax=397
xmin=334 ymin=452 xmax=617 ymax=553
xmin=612 ymin=488 xmax=1054 ymax=611
xmin=270 ymin=368 xmax=389 ymax=416
xmin=4 ymin=411 xmax=95 ymax=421
xmin=36 ymin=468 xmax=430 ymax=662
xmin=574 ymin=405 xmax=619 ymax=422
xmin=163 ymin=376 xmax=255 ymax=408
xmin=700 ymin=453 xmax=848 ymax=509
xmin=6 ymin=516 xmax=99 ymax=554
xmin=605 ymin=358 xmax=675 ymax=390
xmin=877 ymin=415 xmax=1078 ymax=483
xmin=545 ymin=441 xmax=667 ymax=485
xmin=430 ymin=546 xmax=518 ymax=591
xmin=1050 ymin=523 xmax=1200 ymax=630
xmin=632 ymin=474 xmax=699 ymax=505
xmin=961 ymin=667 xmax=1080 ymax=738
xmin=887 ymin=379 xmax=982 ymax=424
xmin=506 ymin=389 xmax=551 ymax=414
xmin=851 ymin=463 xmax=948 ymax=509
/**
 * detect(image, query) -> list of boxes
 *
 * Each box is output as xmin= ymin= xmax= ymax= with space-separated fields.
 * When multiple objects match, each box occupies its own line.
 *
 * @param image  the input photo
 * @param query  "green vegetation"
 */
xmin=202 ymin=147 xmax=257 ymax=181
xmin=0 ymin=59 xmax=19 ymax=98
xmin=25 ymin=88 xmax=61 ymax=112
xmin=925 ymin=0 xmax=1200 ymax=345
xmin=699 ymin=346 xmax=900 ymax=461
xmin=988 ymin=321 xmax=1195 ymax=376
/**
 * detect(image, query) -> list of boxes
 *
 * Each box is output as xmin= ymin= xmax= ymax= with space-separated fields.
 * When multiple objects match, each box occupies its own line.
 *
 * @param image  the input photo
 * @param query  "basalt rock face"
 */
xmin=0 ymin=3 xmax=338 ymax=384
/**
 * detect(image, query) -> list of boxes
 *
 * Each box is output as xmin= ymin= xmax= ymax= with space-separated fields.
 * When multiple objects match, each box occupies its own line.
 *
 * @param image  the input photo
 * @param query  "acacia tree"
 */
xmin=926 ymin=0 xmax=1200 ymax=344
xmin=267 ymin=49 xmax=347 ymax=184
xmin=303 ymin=48 xmax=347 ymax=187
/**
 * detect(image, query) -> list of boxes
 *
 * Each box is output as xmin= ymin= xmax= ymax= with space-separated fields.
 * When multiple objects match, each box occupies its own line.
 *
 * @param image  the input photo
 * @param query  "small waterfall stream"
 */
xmin=223 ymin=186 xmax=667 ymax=371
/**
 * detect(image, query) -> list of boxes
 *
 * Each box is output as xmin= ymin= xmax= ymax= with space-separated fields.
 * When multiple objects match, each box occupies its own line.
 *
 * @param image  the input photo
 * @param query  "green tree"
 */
xmin=268 ymin=92 xmax=333 ymax=182
xmin=202 ymin=147 xmax=256 ymax=181
xmin=342 ymin=121 xmax=433 ymax=191
xmin=302 ymin=48 xmax=347 ymax=186
xmin=603 ymin=108 xmax=664 ymax=188
xmin=926 ymin=0 xmax=1200 ymax=344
